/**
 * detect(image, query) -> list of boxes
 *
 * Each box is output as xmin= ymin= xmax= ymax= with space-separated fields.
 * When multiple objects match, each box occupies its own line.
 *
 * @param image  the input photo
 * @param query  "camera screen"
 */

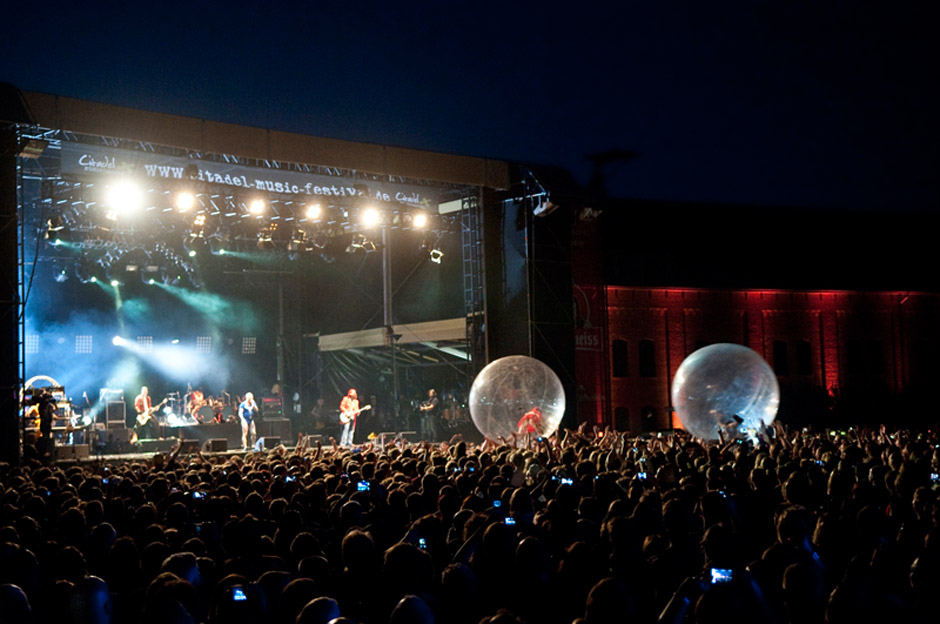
xmin=233 ymin=587 xmax=247 ymax=601
xmin=357 ymin=481 xmax=370 ymax=491
xmin=710 ymin=568 xmax=733 ymax=584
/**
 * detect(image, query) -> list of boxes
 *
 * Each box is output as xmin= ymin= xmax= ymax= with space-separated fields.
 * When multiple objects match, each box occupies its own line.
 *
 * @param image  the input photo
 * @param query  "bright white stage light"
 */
xmin=306 ymin=204 xmax=321 ymax=220
xmin=413 ymin=213 xmax=428 ymax=228
xmin=106 ymin=180 xmax=144 ymax=217
xmin=112 ymin=336 xmax=126 ymax=346
xmin=176 ymin=191 xmax=196 ymax=212
xmin=362 ymin=207 xmax=380 ymax=227
xmin=110 ymin=279 xmax=120 ymax=287
xmin=249 ymin=199 xmax=266 ymax=215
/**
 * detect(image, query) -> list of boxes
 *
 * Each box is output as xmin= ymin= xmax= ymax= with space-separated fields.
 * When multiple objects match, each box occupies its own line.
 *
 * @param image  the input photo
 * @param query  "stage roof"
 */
xmin=14 ymin=89 xmax=512 ymax=190
xmin=317 ymin=318 xmax=466 ymax=352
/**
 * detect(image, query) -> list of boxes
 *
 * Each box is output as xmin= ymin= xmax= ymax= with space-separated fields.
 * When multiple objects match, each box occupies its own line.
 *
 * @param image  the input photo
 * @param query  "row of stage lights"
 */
xmin=45 ymin=178 xmax=448 ymax=285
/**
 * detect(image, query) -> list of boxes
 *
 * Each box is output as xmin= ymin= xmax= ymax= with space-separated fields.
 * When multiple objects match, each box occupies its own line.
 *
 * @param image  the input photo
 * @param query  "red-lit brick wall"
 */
xmin=605 ymin=287 xmax=940 ymax=432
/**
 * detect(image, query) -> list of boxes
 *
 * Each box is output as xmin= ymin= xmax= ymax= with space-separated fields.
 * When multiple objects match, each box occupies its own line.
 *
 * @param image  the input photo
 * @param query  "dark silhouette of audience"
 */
xmin=1 ymin=422 xmax=939 ymax=623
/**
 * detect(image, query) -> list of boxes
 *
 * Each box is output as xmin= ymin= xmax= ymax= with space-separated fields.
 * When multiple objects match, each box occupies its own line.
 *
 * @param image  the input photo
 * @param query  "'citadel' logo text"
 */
xmin=78 ymin=153 xmax=116 ymax=172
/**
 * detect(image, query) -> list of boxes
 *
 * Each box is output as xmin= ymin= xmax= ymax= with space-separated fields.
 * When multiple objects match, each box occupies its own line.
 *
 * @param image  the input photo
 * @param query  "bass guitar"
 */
xmin=136 ymin=398 xmax=168 ymax=426
xmin=339 ymin=404 xmax=372 ymax=425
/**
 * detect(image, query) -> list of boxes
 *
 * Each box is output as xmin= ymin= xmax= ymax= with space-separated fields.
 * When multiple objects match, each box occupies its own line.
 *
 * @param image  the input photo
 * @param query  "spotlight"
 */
xmin=188 ymin=249 xmax=197 ymax=257
xmin=257 ymin=223 xmax=278 ymax=250
xmin=413 ymin=213 xmax=428 ymax=228
xmin=429 ymin=248 xmax=444 ymax=264
xmin=176 ymin=191 xmax=196 ymax=212
xmin=52 ymin=259 xmax=69 ymax=283
xmin=110 ymin=279 xmax=120 ymax=287
xmin=305 ymin=204 xmax=322 ymax=220
xmin=288 ymin=228 xmax=313 ymax=259
xmin=112 ymin=336 xmax=126 ymax=346
xmin=361 ymin=207 xmax=380 ymax=227
xmin=249 ymin=199 xmax=266 ymax=215
xmin=45 ymin=216 xmax=67 ymax=244
xmin=346 ymin=234 xmax=364 ymax=254
xmin=208 ymin=231 xmax=230 ymax=256
xmin=312 ymin=231 xmax=330 ymax=250
xmin=141 ymin=264 xmax=161 ymax=284
xmin=105 ymin=180 xmax=144 ymax=217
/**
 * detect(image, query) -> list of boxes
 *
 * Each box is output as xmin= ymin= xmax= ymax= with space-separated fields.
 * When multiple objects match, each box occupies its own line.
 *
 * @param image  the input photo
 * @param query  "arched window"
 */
xmin=612 ymin=340 xmax=629 ymax=378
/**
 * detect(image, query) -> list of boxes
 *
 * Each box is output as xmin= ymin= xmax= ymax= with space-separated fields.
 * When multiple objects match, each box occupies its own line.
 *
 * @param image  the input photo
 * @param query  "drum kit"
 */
xmin=183 ymin=391 xmax=237 ymax=424
xmin=150 ymin=390 xmax=236 ymax=426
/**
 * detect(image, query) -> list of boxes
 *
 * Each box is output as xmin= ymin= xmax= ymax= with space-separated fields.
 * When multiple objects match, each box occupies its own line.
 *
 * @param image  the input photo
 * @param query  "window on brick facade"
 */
xmin=612 ymin=340 xmax=629 ymax=378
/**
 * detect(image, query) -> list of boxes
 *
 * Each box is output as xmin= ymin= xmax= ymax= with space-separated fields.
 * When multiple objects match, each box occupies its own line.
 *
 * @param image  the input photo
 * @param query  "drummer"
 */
xmin=188 ymin=389 xmax=207 ymax=422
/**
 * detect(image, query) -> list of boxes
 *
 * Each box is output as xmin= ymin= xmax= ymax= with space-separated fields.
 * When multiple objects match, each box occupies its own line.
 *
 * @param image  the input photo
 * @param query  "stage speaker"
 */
xmin=203 ymin=438 xmax=227 ymax=453
xmin=255 ymin=436 xmax=280 ymax=450
xmin=106 ymin=402 xmax=126 ymax=428
xmin=54 ymin=444 xmax=90 ymax=460
xmin=108 ymin=428 xmax=133 ymax=443
xmin=138 ymin=439 xmax=176 ymax=453
xmin=179 ymin=439 xmax=201 ymax=454
xmin=264 ymin=417 xmax=291 ymax=440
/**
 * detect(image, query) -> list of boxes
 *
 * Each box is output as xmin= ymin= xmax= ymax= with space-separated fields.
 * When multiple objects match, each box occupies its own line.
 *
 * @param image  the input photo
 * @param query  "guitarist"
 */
xmin=134 ymin=386 xmax=160 ymax=440
xmin=339 ymin=388 xmax=361 ymax=446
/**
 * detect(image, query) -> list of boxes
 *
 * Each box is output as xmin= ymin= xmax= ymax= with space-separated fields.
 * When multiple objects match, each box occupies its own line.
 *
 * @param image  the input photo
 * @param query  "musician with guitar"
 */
xmin=418 ymin=388 xmax=442 ymax=441
xmin=134 ymin=386 xmax=167 ymax=440
xmin=339 ymin=388 xmax=371 ymax=446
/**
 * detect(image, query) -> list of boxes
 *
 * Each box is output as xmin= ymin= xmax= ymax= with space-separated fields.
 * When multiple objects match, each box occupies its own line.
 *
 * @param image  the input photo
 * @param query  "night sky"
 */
xmin=1 ymin=1 xmax=937 ymax=212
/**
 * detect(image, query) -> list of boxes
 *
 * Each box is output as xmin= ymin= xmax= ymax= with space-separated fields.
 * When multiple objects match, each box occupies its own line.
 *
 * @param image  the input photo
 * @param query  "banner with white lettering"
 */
xmin=59 ymin=142 xmax=438 ymax=210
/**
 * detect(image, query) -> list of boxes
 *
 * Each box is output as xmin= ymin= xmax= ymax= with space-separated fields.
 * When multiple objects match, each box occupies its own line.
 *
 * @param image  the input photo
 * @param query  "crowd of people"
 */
xmin=2 ymin=421 xmax=939 ymax=623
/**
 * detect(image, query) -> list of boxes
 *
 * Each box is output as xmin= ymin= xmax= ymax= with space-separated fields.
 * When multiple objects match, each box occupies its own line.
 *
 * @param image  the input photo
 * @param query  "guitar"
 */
xmin=136 ymin=398 xmax=168 ymax=426
xmin=340 ymin=404 xmax=372 ymax=425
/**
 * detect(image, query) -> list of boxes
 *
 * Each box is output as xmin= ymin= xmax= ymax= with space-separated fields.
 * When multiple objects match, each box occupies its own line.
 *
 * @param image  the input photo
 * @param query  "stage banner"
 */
xmin=59 ymin=141 xmax=438 ymax=210
xmin=571 ymin=217 xmax=609 ymax=426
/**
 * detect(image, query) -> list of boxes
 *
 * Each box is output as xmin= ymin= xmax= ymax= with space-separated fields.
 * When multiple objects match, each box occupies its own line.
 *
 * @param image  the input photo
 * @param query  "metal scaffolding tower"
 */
xmin=461 ymin=191 xmax=486 ymax=380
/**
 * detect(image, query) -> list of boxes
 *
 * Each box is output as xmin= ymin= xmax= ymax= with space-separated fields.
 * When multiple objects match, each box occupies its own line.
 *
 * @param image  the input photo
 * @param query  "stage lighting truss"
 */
xmin=36 ymin=170 xmax=468 ymax=287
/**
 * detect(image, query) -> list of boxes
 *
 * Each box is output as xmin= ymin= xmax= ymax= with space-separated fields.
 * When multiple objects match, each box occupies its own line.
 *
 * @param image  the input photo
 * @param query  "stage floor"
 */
xmin=53 ymin=446 xmax=280 ymax=465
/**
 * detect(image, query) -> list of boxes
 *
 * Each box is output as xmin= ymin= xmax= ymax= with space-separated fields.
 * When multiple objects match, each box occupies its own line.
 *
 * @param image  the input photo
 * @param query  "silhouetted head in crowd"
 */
xmin=69 ymin=575 xmax=113 ymax=624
